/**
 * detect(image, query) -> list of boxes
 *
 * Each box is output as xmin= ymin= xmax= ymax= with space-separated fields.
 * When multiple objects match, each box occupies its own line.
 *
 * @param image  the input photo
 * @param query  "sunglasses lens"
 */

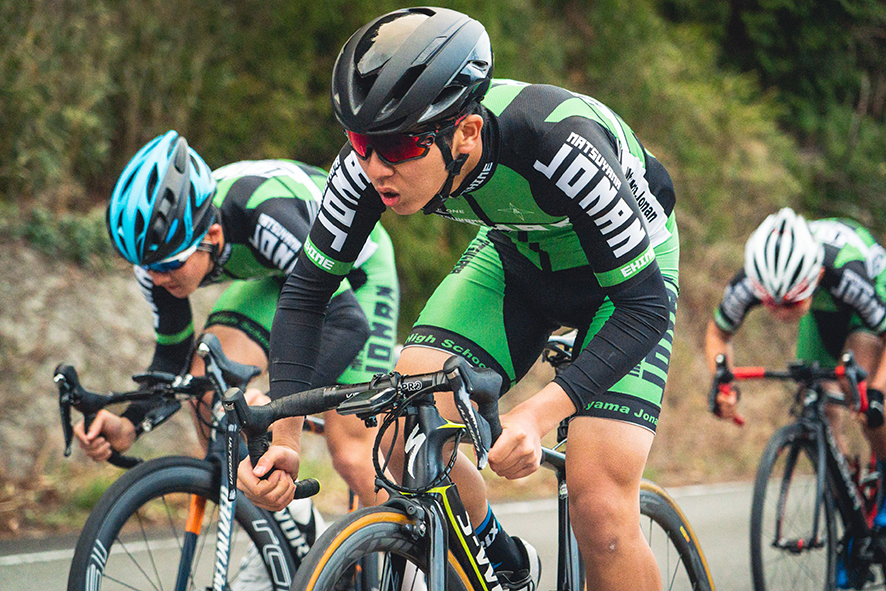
xmin=346 ymin=131 xmax=371 ymax=159
xmin=373 ymin=135 xmax=429 ymax=163
xmin=145 ymin=258 xmax=186 ymax=273
xmin=143 ymin=241 xmax=202 ymax=273
xmin=347 ymin=131 xmax=430 ymax=164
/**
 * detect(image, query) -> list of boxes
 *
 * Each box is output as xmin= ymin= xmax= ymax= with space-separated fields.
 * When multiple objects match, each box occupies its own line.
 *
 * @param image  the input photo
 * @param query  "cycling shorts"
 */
xmin=404 ymin=214 xmax=679 ymax=432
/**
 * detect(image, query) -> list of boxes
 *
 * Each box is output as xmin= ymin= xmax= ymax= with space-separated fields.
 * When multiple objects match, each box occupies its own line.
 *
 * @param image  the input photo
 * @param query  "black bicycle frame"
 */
xmin=391 ymin=396 xmax=505 ymax=591
xmin=388 ymin=396 xmax=583 ymax=591
xmin=785 ymin=382 xmax=885 ymax=559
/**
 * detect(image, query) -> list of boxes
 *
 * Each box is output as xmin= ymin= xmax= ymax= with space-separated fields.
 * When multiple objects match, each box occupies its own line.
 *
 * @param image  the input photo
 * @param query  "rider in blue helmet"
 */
xmin=106 ymin=130 xmax=218 ymax=270
xmin=78 ymin=133 xmax=402 ymax=588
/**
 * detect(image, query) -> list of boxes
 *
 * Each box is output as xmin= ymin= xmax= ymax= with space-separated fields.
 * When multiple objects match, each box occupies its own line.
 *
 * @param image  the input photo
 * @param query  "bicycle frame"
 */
xmin=722 ymin=353 xmax=886 ymax=562
xmin=798 ymin=390 xmax=886 ymax=556
xmin=368 ymin=392 xmax=583 ymax=591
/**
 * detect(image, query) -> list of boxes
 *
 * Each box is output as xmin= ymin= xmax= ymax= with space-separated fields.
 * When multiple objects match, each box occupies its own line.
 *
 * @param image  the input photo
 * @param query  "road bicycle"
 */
xmin=56 ymin=333 xmax=323 ymax=591
xmin=710 ymin=352 xmax=886 ymax=590
xmin=225 ymin=333 xmax=715 ymax=591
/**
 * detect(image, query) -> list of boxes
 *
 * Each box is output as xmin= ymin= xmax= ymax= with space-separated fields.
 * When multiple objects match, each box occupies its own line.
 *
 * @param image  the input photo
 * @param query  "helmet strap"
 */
xmin=422 ymin=134 xmax=469 ymax=215
xmin=199 ymin=226 xmax=231 ymax=287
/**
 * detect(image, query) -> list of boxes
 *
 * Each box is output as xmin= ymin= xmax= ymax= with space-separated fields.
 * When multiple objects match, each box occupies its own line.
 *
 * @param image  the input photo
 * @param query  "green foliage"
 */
xmin=0 ymin=0 xmax=880 ymax=335
xmin=69 ymin=474 xmax=116 ymax=512
xmin=658 ymin=0 xmax=886 ymax=233
xmin=21 ymin=207 xmax=116 ymax=269
xmin=0 ymin=0 xmax=115 ymax=210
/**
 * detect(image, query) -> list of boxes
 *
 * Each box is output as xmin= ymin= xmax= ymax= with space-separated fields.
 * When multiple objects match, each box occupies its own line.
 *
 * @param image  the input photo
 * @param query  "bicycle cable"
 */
xmin=372 ymin=393 xmax=463 ymax=495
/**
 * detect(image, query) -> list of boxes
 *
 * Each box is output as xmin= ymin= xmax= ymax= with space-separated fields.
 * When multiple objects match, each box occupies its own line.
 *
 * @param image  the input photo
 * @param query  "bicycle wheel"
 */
xmin=293 ymin=506 xmax=471 ymax=591
xmin=750 ymin=423 xmax=836 ymax=591
xmin=640 ymin=480 xmax=715 ymax=591
xmin=67 ymin=455 xmax=298 ymax=591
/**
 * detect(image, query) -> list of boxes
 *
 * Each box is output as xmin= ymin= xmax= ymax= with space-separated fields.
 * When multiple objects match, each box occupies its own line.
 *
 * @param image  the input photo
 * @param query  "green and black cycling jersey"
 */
xmin=271 ymin=80 xmax=677 ymax=416
xmin=715 ymin=218 xmax=886 ymax=362
xmin=134 ymin=159 xmax=390 ymax=376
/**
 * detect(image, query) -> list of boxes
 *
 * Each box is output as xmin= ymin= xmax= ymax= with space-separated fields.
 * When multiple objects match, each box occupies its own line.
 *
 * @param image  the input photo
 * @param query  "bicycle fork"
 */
xmin=775 ymin=425 xmax=829 ymax=552
xmin=391 ymin=486 xmax=504 ymax=591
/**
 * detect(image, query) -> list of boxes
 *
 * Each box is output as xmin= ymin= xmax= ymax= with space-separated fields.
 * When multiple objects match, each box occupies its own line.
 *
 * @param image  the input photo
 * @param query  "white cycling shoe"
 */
xmin=495 ymin=537 xmax=542 ymax=591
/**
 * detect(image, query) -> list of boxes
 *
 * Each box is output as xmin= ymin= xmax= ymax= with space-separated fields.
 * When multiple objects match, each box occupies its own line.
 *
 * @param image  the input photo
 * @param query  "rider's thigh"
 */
xmin=395 ymin=346 xmax=464 ymax=421
xmin=565 ymin=417 xmax=654 ymax=535
xmin=323 ymin=410 xmax=381 ymax=505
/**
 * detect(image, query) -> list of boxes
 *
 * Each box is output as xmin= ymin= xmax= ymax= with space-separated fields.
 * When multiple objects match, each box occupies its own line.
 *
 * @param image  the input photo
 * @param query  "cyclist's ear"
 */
xmin=454 ymin=115 xmax=483 ymax=155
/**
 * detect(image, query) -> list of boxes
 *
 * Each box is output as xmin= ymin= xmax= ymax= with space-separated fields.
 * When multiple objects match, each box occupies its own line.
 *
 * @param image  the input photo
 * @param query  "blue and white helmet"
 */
xmin=744 ymin=207 xmax=824 ymax=304
xmin=106 ymin=131 xmax=217 ymax=266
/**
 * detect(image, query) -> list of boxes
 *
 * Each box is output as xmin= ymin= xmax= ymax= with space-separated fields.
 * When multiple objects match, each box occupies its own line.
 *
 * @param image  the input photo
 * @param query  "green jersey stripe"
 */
xmin=157 ymin=324 xmax=195 ymax=346
xmin=304 ymin=236 xmax=352 ymax=276
xmin=595 ymin=244 xmax=656 ymax=287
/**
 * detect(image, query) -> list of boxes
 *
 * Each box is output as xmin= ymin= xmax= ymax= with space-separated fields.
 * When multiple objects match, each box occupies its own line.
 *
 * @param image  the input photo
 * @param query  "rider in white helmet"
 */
xmin=705 ymin=207 xmax=886 ymax=583
xmin=744 ymin=207 xmax=825 ymax=308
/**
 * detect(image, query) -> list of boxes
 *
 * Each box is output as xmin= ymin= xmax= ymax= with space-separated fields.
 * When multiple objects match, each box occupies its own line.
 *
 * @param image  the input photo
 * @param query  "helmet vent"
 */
xmin=120 ymin=170 xmax=138 ymax=196
xmin=389 ymin=65 xmax=424 ymax=102
xmin=133 ymin=210 xmax=145 ymax=240
xmin=146 ymin=166 xmax=159 ymax=199
xmin=432 ymin=85 xmax=462 ymax=109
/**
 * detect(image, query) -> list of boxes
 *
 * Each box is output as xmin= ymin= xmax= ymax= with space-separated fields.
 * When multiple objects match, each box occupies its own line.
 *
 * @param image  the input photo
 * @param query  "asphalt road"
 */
xmin=0 ymin=480 xmax=756 ymax=591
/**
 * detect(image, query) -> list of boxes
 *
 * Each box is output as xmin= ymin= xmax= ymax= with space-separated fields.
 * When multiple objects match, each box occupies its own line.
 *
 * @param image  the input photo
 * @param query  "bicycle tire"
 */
xmin=640 ymin=480 xmax=716 ymax=591
xmin=67 ymin=455 xmax=298 ymax=591
xmin=293 ymin=505 xmax=472 ymax=591
xmin=750 ymin=422 xmax=836 ymax=591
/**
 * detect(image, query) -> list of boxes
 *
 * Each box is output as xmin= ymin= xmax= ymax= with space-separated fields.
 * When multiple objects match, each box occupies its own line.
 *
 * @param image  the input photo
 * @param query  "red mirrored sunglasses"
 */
xmin=346 ymin=116 xmax=466 ymax=165
xmin=761 ymin=296 xmax=805 ymax=310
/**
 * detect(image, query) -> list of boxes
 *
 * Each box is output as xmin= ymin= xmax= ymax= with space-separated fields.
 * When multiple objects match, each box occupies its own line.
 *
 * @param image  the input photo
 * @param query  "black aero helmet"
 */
xmin=331 ymin=7 xmax=493 ymax=134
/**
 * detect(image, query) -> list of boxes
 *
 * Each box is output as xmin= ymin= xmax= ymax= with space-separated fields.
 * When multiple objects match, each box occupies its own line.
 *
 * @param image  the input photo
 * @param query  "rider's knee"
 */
xmin=568 ymin=485 xmax=638 ymax=561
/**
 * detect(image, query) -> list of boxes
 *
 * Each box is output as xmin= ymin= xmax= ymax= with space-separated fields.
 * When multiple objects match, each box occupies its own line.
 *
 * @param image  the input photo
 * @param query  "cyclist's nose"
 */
xmin=363 ymin=150 xmax=395 ymax=180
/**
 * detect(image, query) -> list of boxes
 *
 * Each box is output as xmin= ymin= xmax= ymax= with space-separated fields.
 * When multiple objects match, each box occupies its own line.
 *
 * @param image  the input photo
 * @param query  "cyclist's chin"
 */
xmin=163 ymin=285 xmax=192 ymax=299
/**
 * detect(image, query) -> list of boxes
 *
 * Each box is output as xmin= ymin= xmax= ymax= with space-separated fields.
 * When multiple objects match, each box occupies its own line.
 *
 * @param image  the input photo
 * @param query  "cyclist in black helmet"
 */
xmin=241 ymin=8 xmax=679 ymax=591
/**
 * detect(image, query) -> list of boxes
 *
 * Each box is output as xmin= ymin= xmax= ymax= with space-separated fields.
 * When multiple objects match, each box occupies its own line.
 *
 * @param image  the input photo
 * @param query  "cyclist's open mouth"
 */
xmin=378 ymin=189 xmax=399 ymax=206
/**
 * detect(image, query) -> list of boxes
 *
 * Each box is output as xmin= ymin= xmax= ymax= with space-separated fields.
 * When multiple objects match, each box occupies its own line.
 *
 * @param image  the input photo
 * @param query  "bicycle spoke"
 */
xmin=68 ymin=458 xmax=297 ymax=591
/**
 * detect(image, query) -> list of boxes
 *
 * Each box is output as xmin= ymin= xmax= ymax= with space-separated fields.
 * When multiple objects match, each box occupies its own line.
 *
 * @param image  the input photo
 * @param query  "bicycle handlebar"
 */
xmin=223 ymin=354 xmax=504 ymax=475
xmin=709 ymin=351 xmax=871 ymax=420
xmin=55 ymin=333 xmax=254 ymax=468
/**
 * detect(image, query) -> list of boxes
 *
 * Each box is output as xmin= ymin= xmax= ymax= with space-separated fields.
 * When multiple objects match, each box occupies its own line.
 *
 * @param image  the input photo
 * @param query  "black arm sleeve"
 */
xmin=553 ymin=269 xmax=670 ymax=410
xmin=268 ymin=254 xmax=344 ymax=400
xmin=310 ymin=290 xmax=370 ymax=388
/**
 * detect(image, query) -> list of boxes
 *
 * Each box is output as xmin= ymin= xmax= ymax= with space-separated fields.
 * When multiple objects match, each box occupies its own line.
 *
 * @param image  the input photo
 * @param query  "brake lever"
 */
xmin=448 ymin=367 xmax=492 ymax=470
xmin=55 ymin=371 xmax=76 ymax=457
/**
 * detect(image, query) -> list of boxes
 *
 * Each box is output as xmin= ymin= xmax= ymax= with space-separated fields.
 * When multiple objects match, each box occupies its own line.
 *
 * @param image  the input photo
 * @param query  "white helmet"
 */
xmin=744 ymin=207 xmax=824 ymax=304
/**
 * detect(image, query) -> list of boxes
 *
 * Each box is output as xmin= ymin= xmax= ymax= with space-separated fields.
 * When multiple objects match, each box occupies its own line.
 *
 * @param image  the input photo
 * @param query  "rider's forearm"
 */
xmin=704 ymin=320 xmax=733 ymax=375
xmin=511 ymin=382 xmax=577 ymax=437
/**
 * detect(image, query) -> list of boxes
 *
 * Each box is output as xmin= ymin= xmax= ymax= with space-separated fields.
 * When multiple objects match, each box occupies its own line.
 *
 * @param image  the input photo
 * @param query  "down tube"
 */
xmin=436 ymin=484 xmax=505 ymax=591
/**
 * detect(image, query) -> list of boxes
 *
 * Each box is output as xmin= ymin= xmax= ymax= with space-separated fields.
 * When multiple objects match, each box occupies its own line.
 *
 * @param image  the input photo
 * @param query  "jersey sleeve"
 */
xmin=824 ymin=259 xmax=886 ymax=335
xmin=553 ymin=270 xmax=671 ymax=410
xmin=133 ymin=266 xmax=195 ymax=374
xmin=268 ymin=148 xmax=386 ymax=400
xmin=121 ymin=267 xmax=194 ymax=429
xmin=528 ymin=112 xmax=671 ymax=406
xmin=713 ymin=270 xmax=760 ymax=333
